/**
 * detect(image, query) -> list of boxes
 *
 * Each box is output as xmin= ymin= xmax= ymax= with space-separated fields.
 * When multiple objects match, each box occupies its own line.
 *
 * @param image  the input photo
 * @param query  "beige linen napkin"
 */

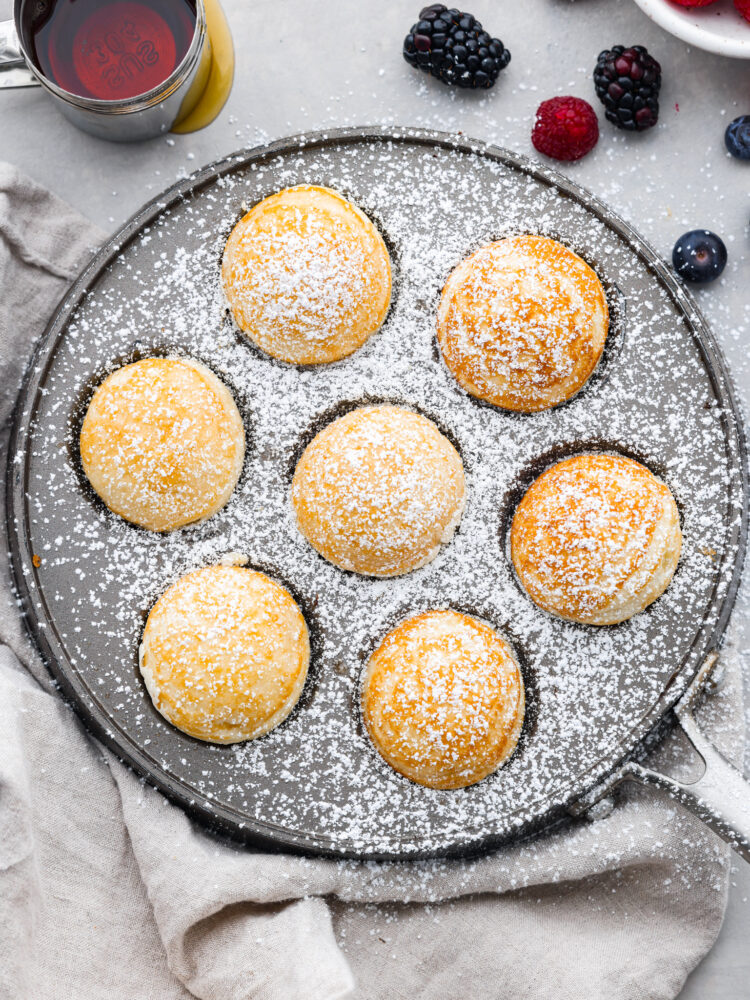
xmin=0 ymin=161 xmax=745 ymax=1000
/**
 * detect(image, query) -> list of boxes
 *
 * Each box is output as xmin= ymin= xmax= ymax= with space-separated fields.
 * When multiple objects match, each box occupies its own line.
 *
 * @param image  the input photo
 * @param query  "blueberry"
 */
xmin=725 ymin=115 xmax=750 ymax=160
xmin=672 ymin=230 xmax=727 ymax=284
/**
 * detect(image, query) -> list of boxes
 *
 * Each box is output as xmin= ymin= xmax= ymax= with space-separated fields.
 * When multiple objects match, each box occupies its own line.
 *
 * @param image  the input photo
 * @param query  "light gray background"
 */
xmin=1 ymin=0 xmax=749 ymax=995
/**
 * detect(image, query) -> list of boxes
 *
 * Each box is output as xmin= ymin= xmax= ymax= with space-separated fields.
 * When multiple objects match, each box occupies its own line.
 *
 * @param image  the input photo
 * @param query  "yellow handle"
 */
xmin=172 ymin=0 xmax=234 ymax=134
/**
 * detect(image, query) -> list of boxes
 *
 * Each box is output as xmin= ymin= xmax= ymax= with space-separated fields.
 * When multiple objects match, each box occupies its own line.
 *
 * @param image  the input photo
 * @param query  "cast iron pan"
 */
xmin=6 ymin=127 xmax=749 ymax=860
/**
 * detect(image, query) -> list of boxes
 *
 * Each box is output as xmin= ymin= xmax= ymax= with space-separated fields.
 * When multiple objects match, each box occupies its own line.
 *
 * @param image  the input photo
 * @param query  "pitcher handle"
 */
xmin=0 ymin=20 xmax=41 ymax=88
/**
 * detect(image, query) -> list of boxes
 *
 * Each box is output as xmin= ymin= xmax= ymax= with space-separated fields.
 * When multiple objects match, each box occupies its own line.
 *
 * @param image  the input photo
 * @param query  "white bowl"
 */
xmin=633 ymin=0 xmax=750 ymax=57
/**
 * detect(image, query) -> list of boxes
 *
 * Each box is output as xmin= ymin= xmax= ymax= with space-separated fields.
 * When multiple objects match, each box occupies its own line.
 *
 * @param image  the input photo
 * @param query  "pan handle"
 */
xmin=572 ymin=653 xmax=750 ymax=863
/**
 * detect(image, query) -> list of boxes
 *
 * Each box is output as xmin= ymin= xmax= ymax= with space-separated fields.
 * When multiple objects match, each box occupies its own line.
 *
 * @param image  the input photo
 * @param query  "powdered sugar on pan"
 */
xmin=15 ymin=133 xmax=744 ymax=857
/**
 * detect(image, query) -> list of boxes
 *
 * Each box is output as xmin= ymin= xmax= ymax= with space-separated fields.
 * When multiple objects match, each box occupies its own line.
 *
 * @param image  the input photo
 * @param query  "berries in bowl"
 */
xmin=631 ymin=0 xmax=750 ymax=59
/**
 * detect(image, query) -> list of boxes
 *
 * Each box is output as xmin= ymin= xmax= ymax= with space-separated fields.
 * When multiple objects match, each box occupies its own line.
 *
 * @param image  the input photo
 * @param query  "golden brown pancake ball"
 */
xmin=291 ymin=405 xmax=466 ymax=577
xmin=361 ymin=610 xmax=525 ymax=789
xmin=139 ymin=565 xmax=309 ymax=743
xmin=221 ymin=185 xmax=392 ymax=364
xmin=511 ymin=453 xmax=682 ymax=626
xmin=80 ymin=358 xmax=245 ymax=532
xmin=437 ymin=235 xmax=609 ymax=412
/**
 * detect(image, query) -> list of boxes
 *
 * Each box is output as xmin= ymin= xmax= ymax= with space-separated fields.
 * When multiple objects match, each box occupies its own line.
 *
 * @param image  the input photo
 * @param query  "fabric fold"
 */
xmin=0 ymin=161 xmax=744 ymax=1000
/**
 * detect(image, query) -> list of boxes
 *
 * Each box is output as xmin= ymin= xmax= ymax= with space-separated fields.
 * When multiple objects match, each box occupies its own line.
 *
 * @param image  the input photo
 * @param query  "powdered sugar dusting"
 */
xmin=79 ymin=357 xmax=245 ymax=532
xmin=511 ymin=453 xmax=681 ymax=625
xmin=363 ymin=609 xmax=524 ymax=790
xmin=14 ymin=132 xmax=744 ymax=857
xmin=221 ymin=184 xmax=391 ymax=364
xmin=228 ymin=219 xmax=368 ymax=344
xmin=291 ymin=404 xmax=466 ymax=577
xmin=437 ymin=234 xmax=608 ymax=411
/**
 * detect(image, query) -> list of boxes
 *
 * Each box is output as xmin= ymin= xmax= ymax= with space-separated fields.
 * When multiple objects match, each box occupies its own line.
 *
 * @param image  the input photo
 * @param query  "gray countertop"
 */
xmin=1 ymin=0 xmax=749 ymax=995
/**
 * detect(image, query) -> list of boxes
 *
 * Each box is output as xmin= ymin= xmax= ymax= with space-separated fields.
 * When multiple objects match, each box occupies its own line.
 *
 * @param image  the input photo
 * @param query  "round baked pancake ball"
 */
xmin=80 ymin=358 xmax=245 ymax=533
xmin=291 ymin=405 xmax=466 ymax=577
xmin=139 ymin=565 xmax=310 ymax=743
xmin=437 ymin=234 xmax=609 ymax=412
xmin=362 ymin=610 xmax=525 ymax=790
xmin=511 ymin=453 xmax=682 ymax=626
xmin=221 ymin=185 xmax=392 ymax=365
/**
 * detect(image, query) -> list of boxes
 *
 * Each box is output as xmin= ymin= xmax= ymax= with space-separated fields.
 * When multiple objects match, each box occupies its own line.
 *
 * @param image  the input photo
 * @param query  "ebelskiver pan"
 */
xmin=6 ymin=127 xmax=749 ymax=860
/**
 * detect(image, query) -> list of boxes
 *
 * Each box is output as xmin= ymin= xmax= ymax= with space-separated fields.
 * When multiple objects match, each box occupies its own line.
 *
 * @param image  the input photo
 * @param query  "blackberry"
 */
xmin=403 ymin=5 xmax=511 ymax=89
xmin=593 ymin=45 xmax=661 ymax=132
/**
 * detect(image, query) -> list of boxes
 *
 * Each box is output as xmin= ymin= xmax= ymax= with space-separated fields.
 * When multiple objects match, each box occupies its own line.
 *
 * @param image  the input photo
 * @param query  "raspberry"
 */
xmin=735 ymin=0 xmax=750 ymax=21
xmin=531 ymin=96 xmax=599 ymax=161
